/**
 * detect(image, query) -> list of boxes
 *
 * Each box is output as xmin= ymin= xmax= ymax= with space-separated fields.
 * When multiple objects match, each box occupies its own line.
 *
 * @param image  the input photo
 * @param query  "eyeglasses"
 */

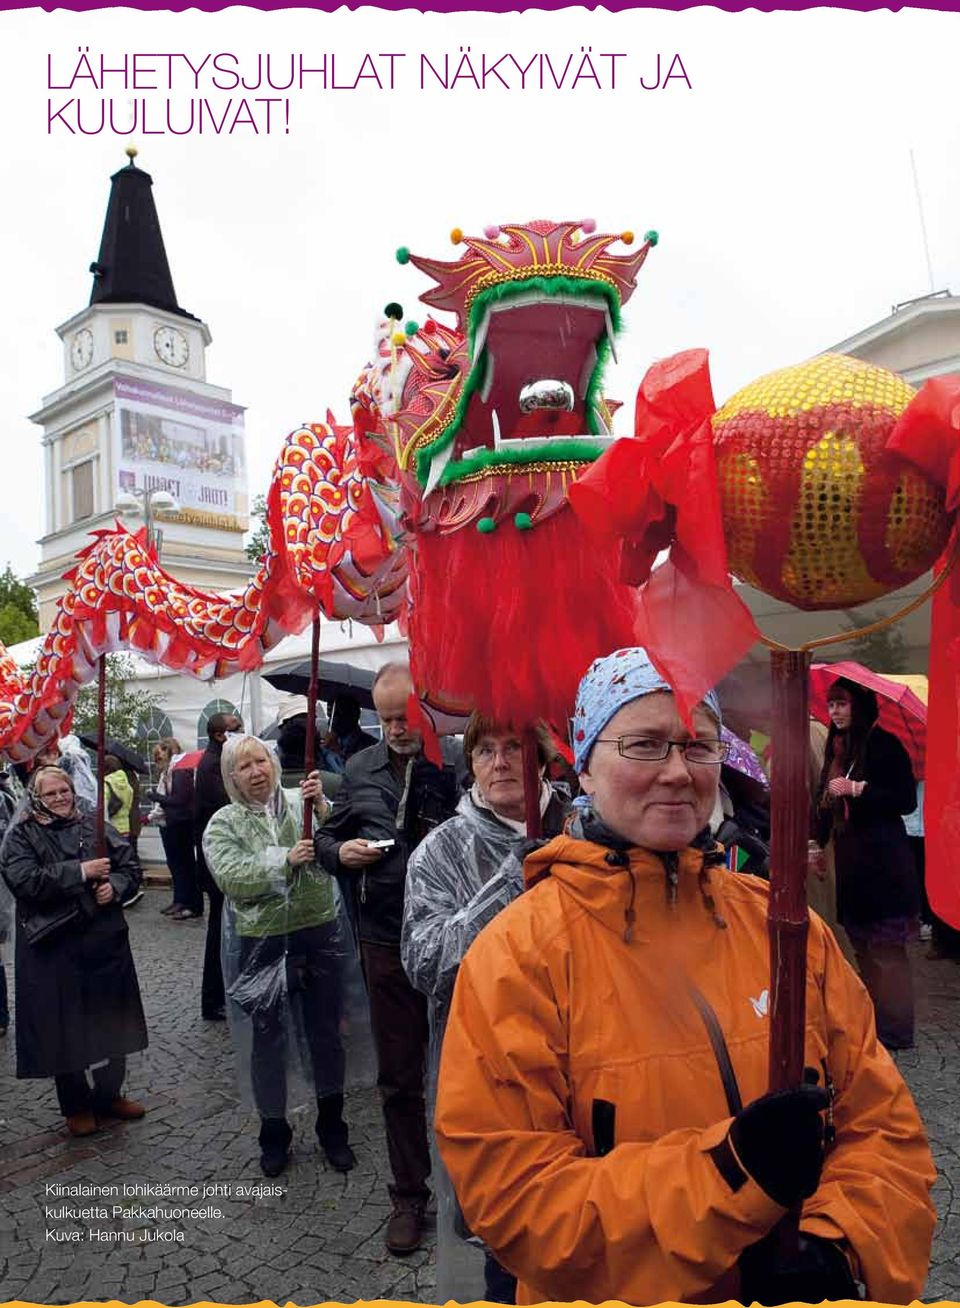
xmin=473 ymin=741 xmax=523 ymax=763
xmin=593 ymin=736 xmax=730 ymax=765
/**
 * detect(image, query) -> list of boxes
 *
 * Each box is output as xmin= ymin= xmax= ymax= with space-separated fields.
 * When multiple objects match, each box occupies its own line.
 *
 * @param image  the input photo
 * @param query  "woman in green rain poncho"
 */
xmin=203 ymin=733 xmax=357 ymax=1178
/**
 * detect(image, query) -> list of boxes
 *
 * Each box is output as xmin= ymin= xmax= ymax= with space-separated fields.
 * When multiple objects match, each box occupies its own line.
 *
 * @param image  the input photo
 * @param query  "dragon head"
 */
xmin=381 ymin=220 xmax=656 ymax=531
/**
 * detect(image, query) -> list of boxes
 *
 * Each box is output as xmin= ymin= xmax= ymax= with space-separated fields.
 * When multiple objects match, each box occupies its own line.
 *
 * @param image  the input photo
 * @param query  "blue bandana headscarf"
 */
xmin=572 ymin=647 xmax=722 ymax=773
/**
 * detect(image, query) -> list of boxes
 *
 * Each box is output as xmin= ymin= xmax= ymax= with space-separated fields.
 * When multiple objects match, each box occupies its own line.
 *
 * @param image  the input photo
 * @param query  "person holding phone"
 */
xmin=314 ymin=661 xmax=460 ymax=1255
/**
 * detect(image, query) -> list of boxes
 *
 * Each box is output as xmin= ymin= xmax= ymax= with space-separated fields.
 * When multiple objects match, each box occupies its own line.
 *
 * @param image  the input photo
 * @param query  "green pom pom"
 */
xmin=514 ymin=512 xmax=533 ymax=531
xmin=405 ymin=320 xmax=419 ymax=336
xmin=477 ymin=516 xmax=497 ymax=534
xmin=384 ymin=302 xmax=404 ymax=320
xmin=396 ymin=247 xmax=410 ymax=265
xmin=644 ymin=229 xmax=659 ymax=247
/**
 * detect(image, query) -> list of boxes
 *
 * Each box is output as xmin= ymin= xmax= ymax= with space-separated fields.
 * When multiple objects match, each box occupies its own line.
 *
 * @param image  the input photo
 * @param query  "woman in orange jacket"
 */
xmin=435 ymin=647 xmax=935 ymax=1307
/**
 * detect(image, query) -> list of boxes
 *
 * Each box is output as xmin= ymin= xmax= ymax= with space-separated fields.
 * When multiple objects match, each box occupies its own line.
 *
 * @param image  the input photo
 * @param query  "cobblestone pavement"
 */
xmin=1 ymin=887 xmax=959 ymax=1304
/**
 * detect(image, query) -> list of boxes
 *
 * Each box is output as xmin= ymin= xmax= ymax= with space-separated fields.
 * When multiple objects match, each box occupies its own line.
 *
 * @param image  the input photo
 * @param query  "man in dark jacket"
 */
xmin=314 ymin=663 xmax=459 ymax=1254
xmin=194 ymin=710 xmax=242 ymax=1020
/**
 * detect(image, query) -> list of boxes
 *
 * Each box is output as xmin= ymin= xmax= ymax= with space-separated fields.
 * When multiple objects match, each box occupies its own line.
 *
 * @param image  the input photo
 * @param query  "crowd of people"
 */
xmin=121 ymin=414 xmax=241 ymax=477
xmin=0 ymin=652 xmax=942 ymax=1305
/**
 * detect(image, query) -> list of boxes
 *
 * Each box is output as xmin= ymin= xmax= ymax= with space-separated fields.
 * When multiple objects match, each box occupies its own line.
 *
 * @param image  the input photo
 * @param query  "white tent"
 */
xmin=8 ymin=616 xmax=408 ymax=752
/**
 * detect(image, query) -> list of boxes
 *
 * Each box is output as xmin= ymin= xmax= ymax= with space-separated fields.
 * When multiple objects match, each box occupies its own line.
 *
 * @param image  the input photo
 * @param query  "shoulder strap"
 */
xmin=687 ymin=982 xmax=743 ymax=1115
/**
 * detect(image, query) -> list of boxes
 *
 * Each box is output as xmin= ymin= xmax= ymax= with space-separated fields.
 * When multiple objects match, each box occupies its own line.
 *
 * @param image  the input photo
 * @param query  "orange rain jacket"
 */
xmin=435 ymin=835 xmax=936 ymax=1306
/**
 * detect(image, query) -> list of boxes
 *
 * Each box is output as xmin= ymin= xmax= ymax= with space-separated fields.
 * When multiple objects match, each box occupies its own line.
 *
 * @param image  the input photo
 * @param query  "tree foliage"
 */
xmin=840 ymin=610 xmax=910 ymax=674
xmin=0 ymin=564 xmax=39 ymax=647
xmin=245 ymin=493 xmax=270 ymax=563
xmin=70 ymin=654 xmax=167 ymax=754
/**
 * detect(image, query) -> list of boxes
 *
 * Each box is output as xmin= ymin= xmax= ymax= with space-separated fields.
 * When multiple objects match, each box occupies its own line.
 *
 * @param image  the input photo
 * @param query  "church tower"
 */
xmin=29 ymin=148 xmax=252 ymax=627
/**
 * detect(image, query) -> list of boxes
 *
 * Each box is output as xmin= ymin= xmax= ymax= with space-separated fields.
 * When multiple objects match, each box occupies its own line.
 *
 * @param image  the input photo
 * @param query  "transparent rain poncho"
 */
xmin=202 ymin=734 xmax=373 ymax=1117
xmin=58 ymin=736 xmax=98 ymax=814
xmin=0 ymin=771 xmax=19 ymax=941
xmin=401 ymin=782 xmax=568 ymax=1300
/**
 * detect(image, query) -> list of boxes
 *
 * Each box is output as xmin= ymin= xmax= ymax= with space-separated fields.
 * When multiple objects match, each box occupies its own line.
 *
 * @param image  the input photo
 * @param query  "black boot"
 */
xmin=258 ymin=1117 xmax=292 ymax=1177
xmin=316 ymin=1093 xmax=356 ymax=1172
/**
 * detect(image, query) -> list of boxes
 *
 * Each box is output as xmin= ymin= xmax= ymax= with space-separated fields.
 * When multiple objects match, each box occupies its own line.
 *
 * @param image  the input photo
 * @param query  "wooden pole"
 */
xmin=767 ymin=647 xmax=811 ymax=1093
xmin=766 ymin=647 xmax=812 ymax=1266
xmin=302 ymin=613 xmax=321 ymax=839
xmin=521 ymin=725 xmax=542 ymax=840
xmin=94 ymin=653 xmax=107 ymax=857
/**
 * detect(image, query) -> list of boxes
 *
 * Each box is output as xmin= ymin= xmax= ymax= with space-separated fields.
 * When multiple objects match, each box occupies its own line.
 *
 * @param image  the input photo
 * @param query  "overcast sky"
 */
xmin=2 ymin=4 xmax=958 ymax=588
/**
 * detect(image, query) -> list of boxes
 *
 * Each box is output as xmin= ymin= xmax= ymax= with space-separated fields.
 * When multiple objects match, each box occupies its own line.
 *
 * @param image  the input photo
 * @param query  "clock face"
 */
xmin=70 ymin=328 xmax=94 ymax=372
xmin=153 ymin=326 xmax=189 ymax=368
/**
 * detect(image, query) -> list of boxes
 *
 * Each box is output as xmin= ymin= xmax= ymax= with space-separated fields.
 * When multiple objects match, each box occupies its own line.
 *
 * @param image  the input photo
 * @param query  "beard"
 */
xmin=409 ymin=505 xmax=641 ymax=730
xmin=387 ymin=736 xmax=422 ymax=758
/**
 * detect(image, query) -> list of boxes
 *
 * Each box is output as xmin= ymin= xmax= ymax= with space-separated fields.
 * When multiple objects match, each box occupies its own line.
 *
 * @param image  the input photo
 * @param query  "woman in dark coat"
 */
xmin=0 ymin=765 xmax=148 ymax=1135
xmin=814 ymin=677 xmax=919 ymax=1049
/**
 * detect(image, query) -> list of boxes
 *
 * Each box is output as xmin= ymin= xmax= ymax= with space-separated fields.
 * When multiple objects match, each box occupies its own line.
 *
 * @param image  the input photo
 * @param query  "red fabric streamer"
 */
xmin=409 ymin=507 xmax=641 ymax=731
xmin=888 ymin=380 xmax=960 ymax=930
xmin=406 ymin=690 xmax=442 ymax=767
xmin=632 ymin=557 xmax=763 ymax=724
xmin=568 ymin=349 xmax=759 ymax=720
xmin=923 ymin=556 xmax=960 ymax=930
xmin=887 ymin=375 xmax=960 ymax=510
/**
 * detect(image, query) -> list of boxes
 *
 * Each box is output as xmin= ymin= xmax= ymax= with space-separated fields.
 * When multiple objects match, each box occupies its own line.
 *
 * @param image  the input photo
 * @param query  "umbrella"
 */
xmin=262 ymin=658 xmax=376 ymax=710
xmin=720 ymin=726 xmax=768 ymax=787
xmin=809 ymin=661 xmax=926 ymax=778
xmin=78 ymin=734 xmax=149 ymax=774
xmin=879 ymin=673 xmax=928 ymax=705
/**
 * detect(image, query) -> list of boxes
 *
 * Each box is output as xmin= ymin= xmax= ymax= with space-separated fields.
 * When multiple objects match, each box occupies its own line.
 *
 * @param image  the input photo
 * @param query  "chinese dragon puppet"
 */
xmin=1 ymin=218 xmax=959 ymax=927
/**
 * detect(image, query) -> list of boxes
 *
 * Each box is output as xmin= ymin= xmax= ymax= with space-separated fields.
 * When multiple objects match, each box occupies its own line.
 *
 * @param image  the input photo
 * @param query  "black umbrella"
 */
xmin=78 ymin=735 xmax=149 ymax=774
xmin=262 ymin=658 xmax=377 ymax=710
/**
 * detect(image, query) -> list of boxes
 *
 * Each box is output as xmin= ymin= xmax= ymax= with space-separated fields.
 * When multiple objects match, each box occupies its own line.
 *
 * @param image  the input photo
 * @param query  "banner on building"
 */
xmin=112 ymin=375 xmax=248 ymax=532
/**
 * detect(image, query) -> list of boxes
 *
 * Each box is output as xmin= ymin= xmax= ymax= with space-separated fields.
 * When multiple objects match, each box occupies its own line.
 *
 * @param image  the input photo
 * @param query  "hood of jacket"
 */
xmin=522 ymin=830 xmax=730 ymax=946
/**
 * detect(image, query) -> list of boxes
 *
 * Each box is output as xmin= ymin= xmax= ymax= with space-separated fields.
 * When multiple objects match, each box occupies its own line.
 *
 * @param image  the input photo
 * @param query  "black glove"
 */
xmin=729 ymin=1076 xmax=830 ymax=1208
xmin=738 ymin=1231 xmax=861 ymax=1306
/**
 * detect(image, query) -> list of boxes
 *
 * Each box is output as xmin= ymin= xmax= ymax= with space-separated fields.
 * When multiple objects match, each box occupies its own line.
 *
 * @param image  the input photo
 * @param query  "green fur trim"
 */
xmin=414 ymin=350 xmax=489 ymax=483
xmin=585 ymin=334 xmax=612 ymax=436
xmin=414 ymin=275 xmax=621 ymax=485
xmin=438 ymin=438 xmax=609 ymax=487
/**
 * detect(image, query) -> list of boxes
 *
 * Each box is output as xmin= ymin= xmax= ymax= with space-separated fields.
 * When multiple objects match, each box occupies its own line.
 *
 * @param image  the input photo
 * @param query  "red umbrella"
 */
xmin=810 ymin=661 xmax=926 ymax=778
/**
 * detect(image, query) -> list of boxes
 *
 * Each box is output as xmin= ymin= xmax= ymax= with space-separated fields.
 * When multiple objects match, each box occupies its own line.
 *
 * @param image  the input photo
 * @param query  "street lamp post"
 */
xmin=115 ymin=487 xmax=179 ymax=559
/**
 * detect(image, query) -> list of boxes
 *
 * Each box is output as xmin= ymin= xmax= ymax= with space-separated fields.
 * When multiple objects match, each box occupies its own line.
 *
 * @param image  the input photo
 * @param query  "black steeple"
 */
xmin=88 ymin=148 xmax=198 ymax=321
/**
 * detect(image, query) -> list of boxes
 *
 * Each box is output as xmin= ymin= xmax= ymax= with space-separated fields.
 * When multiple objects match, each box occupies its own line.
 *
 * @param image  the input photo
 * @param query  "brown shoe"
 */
xmin=65 ymin=1111 xmax=99 ymax=1137
xmin=102 ymin=1096 xmax=146 ymax=1121
xmin=385 ymin=1196 xmax=426 ymax=1255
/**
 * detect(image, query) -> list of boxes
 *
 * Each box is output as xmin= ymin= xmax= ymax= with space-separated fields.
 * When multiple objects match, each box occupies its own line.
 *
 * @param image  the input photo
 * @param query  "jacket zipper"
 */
xmin=360 ymin=870 xmax=367 ymax=904
xmin=662 ymin=851 xmax=679 ymax=909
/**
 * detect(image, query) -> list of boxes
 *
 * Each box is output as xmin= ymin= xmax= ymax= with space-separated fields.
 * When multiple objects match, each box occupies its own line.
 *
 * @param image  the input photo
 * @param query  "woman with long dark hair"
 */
xmin=814 ymin=676 xmax=920 ymax=1050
